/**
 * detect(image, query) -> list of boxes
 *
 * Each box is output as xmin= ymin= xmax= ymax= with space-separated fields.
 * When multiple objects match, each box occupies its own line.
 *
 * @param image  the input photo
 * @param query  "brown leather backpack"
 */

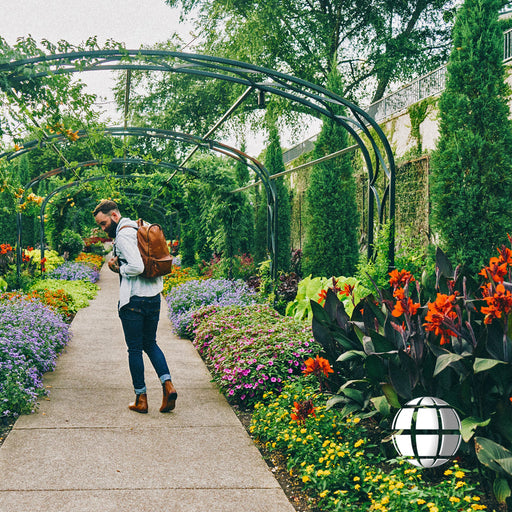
xmin=119 ymin=219 xmax=173 ymax=278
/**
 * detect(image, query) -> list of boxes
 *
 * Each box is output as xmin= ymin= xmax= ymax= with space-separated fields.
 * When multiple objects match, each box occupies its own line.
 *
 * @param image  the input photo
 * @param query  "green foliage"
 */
xmin=430 ymin=0 xmax=512 ymax=275
xmin=355 ymin=220 xmax=392 ymax=290
xmin=286 ymin=275 xmax=369 ymax=322
xmin=311 ymin=245 xmax=512 ymax=501
xmin=253 ymin=185 xmax=268 ymax=263
xmin=165 ymin=0 xmax=455 ymax=106
xmin=302 ymin=66 xmax=359 ymax=278
xmin=56 ymin=229 xmax=84 ymax=260
xmin=29 ymin=278 xmax=98 ymax=317
xmin=265 ymin=121 xmax=291 ymax=273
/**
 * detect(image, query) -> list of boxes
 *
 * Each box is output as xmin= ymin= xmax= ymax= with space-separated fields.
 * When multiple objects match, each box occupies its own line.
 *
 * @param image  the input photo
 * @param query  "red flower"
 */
xmin=389 ymin=269 xmax=415 ymax=288
xmin=423 ymin=293 xmax=458 ymax=345
xmin=340 ymin=283 xmax=355 ymax=298
xmin=303 ymin=355 xmax=334 ymax=379
xmin=290 ymin=399 xmax=316 ymax=425
xmin=481 ymin=283 xmax=512 ymax=325
xmin=317 ymin=289 xmax=328 ymax=303
xmin=479 ymin=256 xmax=508 ymax=283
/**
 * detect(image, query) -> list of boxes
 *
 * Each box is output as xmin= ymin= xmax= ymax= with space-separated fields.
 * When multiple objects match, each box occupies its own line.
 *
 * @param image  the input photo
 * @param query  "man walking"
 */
xmin=93 ymin=199 xmax=177 ymax=413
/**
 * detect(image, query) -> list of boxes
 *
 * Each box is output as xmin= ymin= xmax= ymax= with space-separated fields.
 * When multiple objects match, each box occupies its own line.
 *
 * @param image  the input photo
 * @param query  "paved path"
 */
xmin=0 ymin=263 xmax=295 ymax=512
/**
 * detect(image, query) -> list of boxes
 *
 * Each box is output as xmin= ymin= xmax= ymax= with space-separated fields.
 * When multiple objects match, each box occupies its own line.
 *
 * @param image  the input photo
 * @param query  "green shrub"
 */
xmin=29 ymin=278 xmax=98 ymax=316
xmin=57 ymin=229 xmax=84 ymax=260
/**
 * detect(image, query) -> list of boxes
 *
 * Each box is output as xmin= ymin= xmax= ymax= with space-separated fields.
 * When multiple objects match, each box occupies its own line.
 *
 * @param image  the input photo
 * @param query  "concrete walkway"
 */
xmin=0 ymin=263 xmax=295 ymax=512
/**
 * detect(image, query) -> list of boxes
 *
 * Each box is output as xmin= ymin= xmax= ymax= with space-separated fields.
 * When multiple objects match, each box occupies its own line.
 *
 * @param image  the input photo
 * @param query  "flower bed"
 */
xmin=29 ymin=279 xmax=98 ymax=320
xmin=162 ymin=266 xmax=205 ymax=294
xmin=251 ymin=380 xmax=487 ymax=511
xmin=165 ymin=278 xmax=257 ymax=338
xmin=191 ymin=304 xmax=319 ymax=408
xmin=0 ymin=297 xmax=71 ymax=417
xmin=74 ymin=252 xmax=104 ymax=269
xmin=46 ymin=261 xmax=100 ymax=283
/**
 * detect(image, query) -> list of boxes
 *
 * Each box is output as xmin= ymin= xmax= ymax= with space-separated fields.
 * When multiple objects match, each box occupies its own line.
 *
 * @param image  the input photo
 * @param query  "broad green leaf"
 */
xmin=493 ymin=477 xmax=511 ymax=504
xmin=475 ymin=437 xmax=512 ymax=473
xmin=381 ymin=383 xmax=401 ymax=409
xmin=473 ymin=357 xmax=506 ymax=374
xmin=460 ymin=417 xmax=491 ymax=443
xmin=433 ymin=353 xmax=464 ymax=377
xmin=341 ymin=388 xmax=365 ymax=406
xmin=326 ymin=395 xmax=347 ymax=410
xmin=341 ymin=402 xmax=362 ymax=419
xmin=337 ymin=350 xmax=366 ymax=363
xmin=371 ymin=395 xmax=391 ymax=417
xmin=496 ymin=457 xmax=512 ymax=477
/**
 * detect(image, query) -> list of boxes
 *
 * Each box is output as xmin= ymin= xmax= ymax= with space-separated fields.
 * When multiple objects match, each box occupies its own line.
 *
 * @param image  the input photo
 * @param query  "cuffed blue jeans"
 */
xmin=119 ymin=295 xmax=171 ymax=394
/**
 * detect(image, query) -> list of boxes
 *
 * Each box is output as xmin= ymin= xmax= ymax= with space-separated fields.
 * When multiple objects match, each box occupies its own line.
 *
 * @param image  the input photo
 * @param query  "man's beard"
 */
xmin=106 ymin=219 xmax=118 ymax=238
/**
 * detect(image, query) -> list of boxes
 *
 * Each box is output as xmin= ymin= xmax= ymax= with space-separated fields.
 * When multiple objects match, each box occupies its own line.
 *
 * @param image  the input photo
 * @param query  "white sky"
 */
xmin=0 ymin=0 xmax=318 ymax=155
xmin=1 ymin=0 xmax=197 ymax=123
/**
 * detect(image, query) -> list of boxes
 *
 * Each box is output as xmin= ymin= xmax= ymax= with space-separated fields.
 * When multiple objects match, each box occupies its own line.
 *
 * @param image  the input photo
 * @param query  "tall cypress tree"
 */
xmin=265 ymin=121 xmax=291 ymax=273
xmin=430 ymin=0 xmax=512 ymax=274
xmin=301 ymin=67 xmax=359 ymax=278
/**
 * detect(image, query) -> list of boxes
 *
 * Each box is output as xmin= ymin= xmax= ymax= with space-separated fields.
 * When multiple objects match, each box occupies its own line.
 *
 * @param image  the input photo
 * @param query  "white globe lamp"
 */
xmin=391 ymin=396 xmax=461 ymax=468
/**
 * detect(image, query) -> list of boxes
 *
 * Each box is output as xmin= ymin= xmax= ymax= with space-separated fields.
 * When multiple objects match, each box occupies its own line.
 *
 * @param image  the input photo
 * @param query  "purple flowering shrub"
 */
xmin=46 ymin=262 xmax=100 ymax=283
xmin=192 ymin=304 xmax=320 ymax=408
xmin=165 ymin=278 xmax=258 ymax=338
xmin=0 ymin=298 xmax=71 ymax=417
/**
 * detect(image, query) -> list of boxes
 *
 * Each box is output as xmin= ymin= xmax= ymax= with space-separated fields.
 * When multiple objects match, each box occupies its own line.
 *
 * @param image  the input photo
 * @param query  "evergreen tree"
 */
xmin=302 ymin=67 xmax=359 ymax=278
xmin=265 ymin=121 xmax=291 ymax=273
xmin=253 ymin=184 xmax=268 ymax=263
xmin=430 ymin=0 xmax=512 ymax=274
xmin=234 ymin=144 xmax=254 ymax=255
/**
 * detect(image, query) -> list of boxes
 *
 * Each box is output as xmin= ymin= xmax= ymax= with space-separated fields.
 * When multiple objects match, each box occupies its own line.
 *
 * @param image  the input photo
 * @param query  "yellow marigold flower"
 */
xmin=300 ymin=428 xmax=307 ymax=434
xmin=464 ymin=496 xmax=472 ymax=502
xmin=455 ymin=481 xmax=465 ymax=489
xmin=322 ymin=440 xmax=330 ymax=448
xmin=449 ymin=496 xmax=460 ymax=503
xmin=354 ymin=439 xmax=364 ymax=448
xmin=444 ymin=469 xmax=453 ymax=476
xmin=353 ymin=417 xmax=361 ymax=424
xmin=353 ymin=476 xmax=361 ymax=481
xmin=354 ymin=484 xmax=361 ymax=490
xmin=319 ymin=490 xmax=329 ymax=498
xmin=417 ymin=499 xmax=426 ymax=505
xmin=302 ymin=475 xmax=310 ymax=483
xmin=455 ymin=470 xmax=465 ymax=479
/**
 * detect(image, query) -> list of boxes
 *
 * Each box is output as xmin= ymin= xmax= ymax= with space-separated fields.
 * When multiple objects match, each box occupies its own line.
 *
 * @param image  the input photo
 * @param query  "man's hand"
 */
xmin=108 ymin=256 xmax=120 ymax=273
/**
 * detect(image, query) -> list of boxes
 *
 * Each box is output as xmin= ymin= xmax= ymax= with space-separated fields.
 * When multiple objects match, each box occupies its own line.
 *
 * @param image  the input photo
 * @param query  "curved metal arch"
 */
xmin=14 ymin=156 xmax=191 ymax=276
xmin=1 ymin=49 xmax=395 ymax=265
xmin=11 ymin=130 xmax=278 ymax=278
xmin=38 ymin=174 xmax=140 ymax=265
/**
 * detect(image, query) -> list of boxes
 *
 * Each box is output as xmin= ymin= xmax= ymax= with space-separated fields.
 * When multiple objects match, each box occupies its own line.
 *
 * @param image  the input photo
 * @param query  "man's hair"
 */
xmin=93 ymin=199 xmax=120 ymax=217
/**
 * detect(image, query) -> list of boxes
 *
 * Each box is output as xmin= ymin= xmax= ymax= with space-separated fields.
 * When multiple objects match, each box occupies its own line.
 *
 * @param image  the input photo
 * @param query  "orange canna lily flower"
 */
xmin=389 ymin=269 xmax=415 ymax=288
xmin=481 ymin=283 xmax=512 ymax=324
xmin=291 ymin=399 xmax=316 ymax=425
xmin=423 ymin=293 xmax=458 ymax=345
xmin=303 ymin=355 xmax=334 ymax=378
xmin=317 ymin=289 xmax=328 ymax=303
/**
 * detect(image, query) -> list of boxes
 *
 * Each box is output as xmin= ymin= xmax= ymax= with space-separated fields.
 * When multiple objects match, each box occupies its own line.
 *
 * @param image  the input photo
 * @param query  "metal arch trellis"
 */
xmin=10 ymin=135 xmax=276 ymax=277
xmin=1 ymin=49 xmax=395 ymax=267
xmin=38 ymin=173 xmax=143 ymax=265
xmin=38 ymin=177 xmax=180 ymax=263
xmin=13 ymin=155 xmax=194 ymax=277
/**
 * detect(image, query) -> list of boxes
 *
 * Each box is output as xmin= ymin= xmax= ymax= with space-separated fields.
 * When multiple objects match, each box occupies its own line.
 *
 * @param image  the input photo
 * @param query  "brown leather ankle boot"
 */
xmin=129 ymin=393 xmax=148 ymax=413
xmin=160 ymin=380 xmax=177 ymax=412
